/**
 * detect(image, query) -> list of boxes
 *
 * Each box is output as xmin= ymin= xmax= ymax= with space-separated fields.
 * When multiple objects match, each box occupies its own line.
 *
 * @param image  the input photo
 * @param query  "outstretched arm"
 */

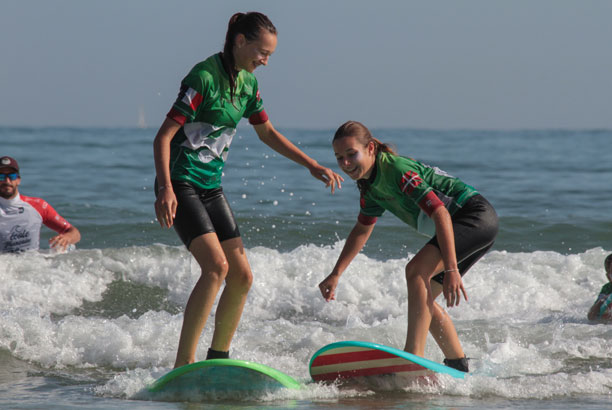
xmin=319 ymin=221 xmax=375 ymax=301
xmin=49 ymin=226 xmax=81 ymax=251
xmin=253 ymin=120 xmax=343 ymax=193
xmin=36 ymin=199 xmax=81 ymax=251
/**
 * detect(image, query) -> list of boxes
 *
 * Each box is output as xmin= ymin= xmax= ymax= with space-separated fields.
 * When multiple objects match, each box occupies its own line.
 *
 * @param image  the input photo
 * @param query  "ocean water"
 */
xmin=0 ymin=126 xmax=611 ymax=409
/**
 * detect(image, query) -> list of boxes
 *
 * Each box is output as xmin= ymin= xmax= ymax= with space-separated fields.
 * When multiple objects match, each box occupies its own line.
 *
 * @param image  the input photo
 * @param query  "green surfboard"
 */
xmin=148 ymin=359 xmax=301 ymax=395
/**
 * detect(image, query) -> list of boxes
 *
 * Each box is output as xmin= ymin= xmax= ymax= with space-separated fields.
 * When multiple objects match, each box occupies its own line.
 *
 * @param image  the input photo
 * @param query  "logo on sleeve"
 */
xmin=400 ymin=171 xmax=422 ymax=194
xmin=178 ymin=85 xmax=203 ymax=112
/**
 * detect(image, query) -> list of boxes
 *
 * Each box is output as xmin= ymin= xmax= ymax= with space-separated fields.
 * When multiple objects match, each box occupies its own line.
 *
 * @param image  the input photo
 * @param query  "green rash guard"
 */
xmin=166 ymin=53 xmax=268 ymax=189
xmin=358 ymin=152 xmax=479 ymax=237
xmin=600 ymin=282 xmax=612 ymax=296
xmin=596 ymin=282 xmax=612 ymax=317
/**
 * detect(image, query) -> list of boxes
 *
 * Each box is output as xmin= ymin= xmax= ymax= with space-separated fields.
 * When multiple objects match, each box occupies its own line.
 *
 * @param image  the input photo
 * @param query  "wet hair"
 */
xmin=605 ymin=254 xmax=612 ymax=273
xmin=333 ymin=120 xmax=396 ymax=196
xmin=222 ymin=12 xmax=277 ymax=102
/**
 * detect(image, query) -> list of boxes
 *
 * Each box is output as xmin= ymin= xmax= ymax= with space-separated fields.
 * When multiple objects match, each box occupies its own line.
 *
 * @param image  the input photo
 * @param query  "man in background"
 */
xmin=0 ymin=156 xmax=81 ymax=253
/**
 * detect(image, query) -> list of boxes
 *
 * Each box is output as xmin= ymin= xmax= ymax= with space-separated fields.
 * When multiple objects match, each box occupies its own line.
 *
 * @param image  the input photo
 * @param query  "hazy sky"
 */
xmin=1 ymin=0 xmax=611 ymax=129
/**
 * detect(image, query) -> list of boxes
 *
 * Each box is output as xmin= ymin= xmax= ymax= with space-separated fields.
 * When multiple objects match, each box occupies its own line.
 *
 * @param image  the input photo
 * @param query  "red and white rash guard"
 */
xmin=0 ymin=193 xmax=72 ymax=252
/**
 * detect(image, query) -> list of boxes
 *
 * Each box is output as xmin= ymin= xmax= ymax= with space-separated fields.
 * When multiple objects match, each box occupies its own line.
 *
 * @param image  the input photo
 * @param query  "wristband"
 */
xmin=158 ymin=185 xmax=171 ymax=191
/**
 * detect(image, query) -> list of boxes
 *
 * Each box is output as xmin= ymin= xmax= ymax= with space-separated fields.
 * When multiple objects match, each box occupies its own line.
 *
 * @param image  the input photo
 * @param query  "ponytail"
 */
xmin=222 ymin=12 xmax=277 ymax=102
xmin=333 ymin=120 xmax=396 ymax=156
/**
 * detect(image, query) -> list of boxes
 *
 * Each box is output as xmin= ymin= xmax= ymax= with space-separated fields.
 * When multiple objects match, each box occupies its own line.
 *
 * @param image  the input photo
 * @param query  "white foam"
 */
xmin=1 ymin=244 xmax=611 ymax=400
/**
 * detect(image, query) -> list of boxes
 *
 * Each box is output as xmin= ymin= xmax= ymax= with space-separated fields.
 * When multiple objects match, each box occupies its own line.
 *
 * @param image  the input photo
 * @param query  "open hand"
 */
xmin=155 ymin=187 xmax=177 ymax=228
xmin=443 ymin=269 xmax=468 ymax=307
xmin=310 ymin=164 xmax=343 ymax=194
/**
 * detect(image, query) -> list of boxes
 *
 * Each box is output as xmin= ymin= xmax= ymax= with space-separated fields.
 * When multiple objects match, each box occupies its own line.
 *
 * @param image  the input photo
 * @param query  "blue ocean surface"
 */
xmin=1 ymin=126 xmax=611 ymax=409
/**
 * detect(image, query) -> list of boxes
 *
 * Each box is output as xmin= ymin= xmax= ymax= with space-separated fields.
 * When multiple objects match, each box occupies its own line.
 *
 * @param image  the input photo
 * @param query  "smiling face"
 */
xmin=233 ymin=30 xmax=277 ymax=73
xmin=333 ymin=136 xmax=376 ymax=180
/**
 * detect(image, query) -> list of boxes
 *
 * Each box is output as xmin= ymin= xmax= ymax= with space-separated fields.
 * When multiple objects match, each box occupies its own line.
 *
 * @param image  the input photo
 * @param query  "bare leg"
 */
xmin=210 ymin=237 xmax=253 ymax=351
xmin=429 ymin=282 xmax=465 ymax=359
xmin=404 ymin=261 xmax=435 ymax=356
xmin=403 ymin=244 xmax=464 ymax=359
xmin=174 ymin=233 xmax=229 ymax=368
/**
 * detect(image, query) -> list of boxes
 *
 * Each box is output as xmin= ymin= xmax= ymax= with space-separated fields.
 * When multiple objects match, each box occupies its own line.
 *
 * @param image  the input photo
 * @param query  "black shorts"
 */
xmin=155 ymin=180 xmax=240 ymax=248
xmin=429 ymin=194 xmax=498 ymax=285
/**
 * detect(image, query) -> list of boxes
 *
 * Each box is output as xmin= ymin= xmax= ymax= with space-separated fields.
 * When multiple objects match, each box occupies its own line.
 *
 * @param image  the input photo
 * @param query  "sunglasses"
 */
xmin=0 ymin=172 xmax=19 ymax=181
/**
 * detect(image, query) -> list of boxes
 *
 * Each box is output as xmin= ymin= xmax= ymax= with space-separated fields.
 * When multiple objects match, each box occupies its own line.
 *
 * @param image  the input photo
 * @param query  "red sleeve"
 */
xmin=167 ymin=108 xmax=187 ymax=126
xmin=248 ymin=109 xmax=269 ymax=125
xmin=418 ymin=191 xmax=445 ymax=217
xmin=22 ymin=195 xmax=71 ymax=234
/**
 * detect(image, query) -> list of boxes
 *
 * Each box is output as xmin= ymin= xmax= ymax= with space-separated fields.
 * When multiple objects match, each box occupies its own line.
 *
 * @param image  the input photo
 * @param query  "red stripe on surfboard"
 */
xmin=311 ymin=349 xmax=397 ymax=367
xmin=312 ymin=362 xmax=428 ymax=381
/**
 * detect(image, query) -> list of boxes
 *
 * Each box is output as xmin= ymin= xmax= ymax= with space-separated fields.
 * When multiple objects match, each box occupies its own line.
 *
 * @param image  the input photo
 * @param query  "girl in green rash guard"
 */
xmin=587 ymin=254 xmax=612 ymax=322
xmin=153 ymin=12 xmax=343 ymax=369
xmin=318 ymin=121 xmax=498 ymax=372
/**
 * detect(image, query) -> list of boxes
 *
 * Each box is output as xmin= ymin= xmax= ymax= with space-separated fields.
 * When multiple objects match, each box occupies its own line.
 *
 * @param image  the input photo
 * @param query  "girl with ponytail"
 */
xmin=319 ymin=121 xmax=498 ymax=373
xmin=153 ymin=12 xmax=342 ymax=369
xmin=221 ymin=12 xmax=277 ymax=103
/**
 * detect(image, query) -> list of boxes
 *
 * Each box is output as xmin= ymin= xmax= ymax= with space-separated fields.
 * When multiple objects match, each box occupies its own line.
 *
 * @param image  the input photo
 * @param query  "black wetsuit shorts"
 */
xmin=155 ymin=180 xmax=240 ymax=248
xmin=429 ymin=194 xmax=498 ymax=285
